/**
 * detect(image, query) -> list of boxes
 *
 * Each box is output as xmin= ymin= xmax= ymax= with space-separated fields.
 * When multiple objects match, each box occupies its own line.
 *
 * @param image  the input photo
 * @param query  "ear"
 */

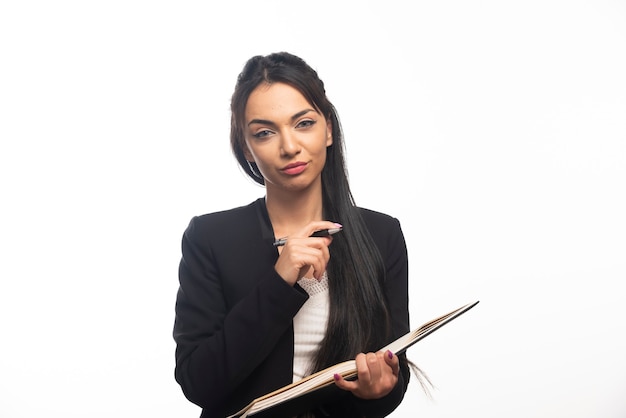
xmin=326 ymin=120 xmax=333 ymax=146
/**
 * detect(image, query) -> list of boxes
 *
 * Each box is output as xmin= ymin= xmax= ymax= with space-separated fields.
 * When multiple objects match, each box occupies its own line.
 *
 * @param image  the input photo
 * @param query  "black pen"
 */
xmin=273 ymin=227 xmax=343 ymax=247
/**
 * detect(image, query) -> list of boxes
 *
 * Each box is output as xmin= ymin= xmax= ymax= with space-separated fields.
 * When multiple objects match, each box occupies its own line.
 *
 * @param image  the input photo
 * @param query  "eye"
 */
xmin=296 ymin=119 xmax=316 ymax=129
xmin=252 ymin=129 xmax=274 ymax=139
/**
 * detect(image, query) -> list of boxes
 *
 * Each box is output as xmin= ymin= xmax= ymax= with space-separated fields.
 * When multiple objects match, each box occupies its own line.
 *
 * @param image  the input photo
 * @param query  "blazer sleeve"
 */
xmin=358 ymin=215 xmax=411 ymax=416
xmin=322 ymin=214 xmax=411 ymax=417
xmin=173 ymin=215 xmax=308 ymax=414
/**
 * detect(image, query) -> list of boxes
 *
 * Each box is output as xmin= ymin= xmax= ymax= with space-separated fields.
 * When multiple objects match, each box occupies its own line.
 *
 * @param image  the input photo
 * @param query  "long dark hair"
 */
xmin=229 ymin=52 xmax=392 ymax=371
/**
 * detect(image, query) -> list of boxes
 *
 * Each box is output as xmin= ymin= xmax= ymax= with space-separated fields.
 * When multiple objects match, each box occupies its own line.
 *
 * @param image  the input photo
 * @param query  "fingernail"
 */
xmin=333 ymin=373 xmax=341 ymax=381
xmin=387 ymin=350 xmax=393 ymax=359
xmin=334 ymin=223 xmax=342 ymax=228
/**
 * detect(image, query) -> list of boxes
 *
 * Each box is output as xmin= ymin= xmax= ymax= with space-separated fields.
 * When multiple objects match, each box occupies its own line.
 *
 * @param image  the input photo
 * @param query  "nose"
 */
xmin=279 ymin=130 xmax=301 ymax=156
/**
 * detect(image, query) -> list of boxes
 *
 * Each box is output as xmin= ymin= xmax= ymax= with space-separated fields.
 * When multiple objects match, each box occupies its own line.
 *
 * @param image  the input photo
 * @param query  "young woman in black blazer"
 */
xmin=174 ymin=52 xmax=413 ymax=417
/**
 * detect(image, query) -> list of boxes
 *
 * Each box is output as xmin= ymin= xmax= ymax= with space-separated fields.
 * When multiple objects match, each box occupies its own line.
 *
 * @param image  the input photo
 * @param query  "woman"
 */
xmin=173 ymin=52 xmax=411 ymax=417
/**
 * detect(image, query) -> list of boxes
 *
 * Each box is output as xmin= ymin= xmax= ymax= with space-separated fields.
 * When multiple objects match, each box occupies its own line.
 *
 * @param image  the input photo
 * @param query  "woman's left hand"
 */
xmin=333 ymin=350 xmax=399 ymax=399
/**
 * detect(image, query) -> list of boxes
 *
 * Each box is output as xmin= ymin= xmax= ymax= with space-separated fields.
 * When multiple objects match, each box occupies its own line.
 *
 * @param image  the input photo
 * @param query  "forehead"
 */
xmin=245 ymin=82 xmax=316 ymax=120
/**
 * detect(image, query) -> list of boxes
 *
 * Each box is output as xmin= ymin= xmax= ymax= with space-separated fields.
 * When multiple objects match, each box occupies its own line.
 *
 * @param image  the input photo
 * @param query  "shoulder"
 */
xmin=357 ymin=207 xmax=402 ymax=232
xmin=356 ymin=206 xmax=406 ymax=253
xmin=182 ymin=199 xmax=264 ymax=246
xmin=193 ymin=199 xmax=261 ymax=225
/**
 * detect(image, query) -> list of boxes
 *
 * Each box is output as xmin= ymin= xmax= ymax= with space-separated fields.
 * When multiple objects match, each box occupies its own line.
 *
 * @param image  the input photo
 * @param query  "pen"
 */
xmin=273 ymin=227 xmax=343 ymax=247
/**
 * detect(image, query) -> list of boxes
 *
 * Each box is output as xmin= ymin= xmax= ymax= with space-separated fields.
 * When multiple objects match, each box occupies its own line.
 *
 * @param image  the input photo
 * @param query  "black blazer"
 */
xmin=173 ymin=198 xmax=411 ymax=417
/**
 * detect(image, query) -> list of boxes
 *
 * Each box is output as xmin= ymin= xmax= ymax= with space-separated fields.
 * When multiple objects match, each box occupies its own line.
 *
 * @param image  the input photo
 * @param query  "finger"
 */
xmin=384 ymin=350 xmax=400 ymax=377
xmin=354 ymin=352 xmax=380 ymax=385
xmin=354 ymin=352 xmax=370 ymax=380
xmin=292 ymin=242 xmax=329 ymax=280
xmin=312 ymin=242 xmax=331 ymax=279
xmin=333 ymin=373 xmax=358 ymax=392
xmin=274 ymin=245 xmax=325 ymax=283
xmin=286 ymin=238 xmax=330 ymax=280
xmin=365 ymin=352 xmax=382 ymax=381
xmin=284 ymin=243 xmax=330 ymax=279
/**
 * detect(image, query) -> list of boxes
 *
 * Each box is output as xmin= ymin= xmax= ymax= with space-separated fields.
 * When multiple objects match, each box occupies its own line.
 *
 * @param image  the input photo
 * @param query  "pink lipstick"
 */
xmin=282 ymin=162 xmax=307 ymax=175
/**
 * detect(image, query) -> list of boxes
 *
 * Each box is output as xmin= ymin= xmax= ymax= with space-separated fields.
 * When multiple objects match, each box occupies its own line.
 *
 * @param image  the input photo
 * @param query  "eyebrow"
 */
xmin=247 ymin=108 xmax=316 ymax=127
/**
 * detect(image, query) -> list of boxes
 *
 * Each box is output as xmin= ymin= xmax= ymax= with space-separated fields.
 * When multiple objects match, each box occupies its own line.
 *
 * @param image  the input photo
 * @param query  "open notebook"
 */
xmin=227 ymin=300 xmax=480 ymax=418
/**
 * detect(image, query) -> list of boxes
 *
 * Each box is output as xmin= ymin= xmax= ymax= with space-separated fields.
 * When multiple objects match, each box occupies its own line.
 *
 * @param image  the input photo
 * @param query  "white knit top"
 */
xmin=292 ymin=272 xmax=330 ymax=382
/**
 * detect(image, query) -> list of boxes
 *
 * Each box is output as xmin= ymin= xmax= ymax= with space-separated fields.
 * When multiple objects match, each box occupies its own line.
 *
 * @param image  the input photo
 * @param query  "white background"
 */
xmin=1 ymin=1 xmax=625 ymax=417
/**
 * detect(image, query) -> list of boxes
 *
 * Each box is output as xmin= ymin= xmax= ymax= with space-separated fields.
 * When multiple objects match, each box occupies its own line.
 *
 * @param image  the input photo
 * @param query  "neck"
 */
xmin=265 ymin=184 xmax=324 ymax=237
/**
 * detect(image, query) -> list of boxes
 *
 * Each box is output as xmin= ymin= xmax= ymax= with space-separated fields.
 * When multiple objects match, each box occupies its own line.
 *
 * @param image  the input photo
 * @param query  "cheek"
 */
xmin=242 ymin=139 xmax=254 ymax=161
xmin=243 ymin=139 xmax=268 ymax=163
xmin=316 ymin=139 xmax=330 ymax=157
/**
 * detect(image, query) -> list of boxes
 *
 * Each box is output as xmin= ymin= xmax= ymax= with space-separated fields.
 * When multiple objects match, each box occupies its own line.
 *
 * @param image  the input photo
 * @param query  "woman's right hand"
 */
xmin=274 ymin=221 xmax=339 ymax=285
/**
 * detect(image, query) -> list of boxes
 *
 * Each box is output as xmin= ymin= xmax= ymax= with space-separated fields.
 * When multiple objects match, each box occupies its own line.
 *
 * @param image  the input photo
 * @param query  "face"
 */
xmin=242 ymin=82 xmax=333 ymax=193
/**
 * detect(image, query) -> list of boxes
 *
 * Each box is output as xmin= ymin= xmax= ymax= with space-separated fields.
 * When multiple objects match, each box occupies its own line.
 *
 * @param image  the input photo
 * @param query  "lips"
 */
xmin=281 ymin=161 xmax=308 ymax=175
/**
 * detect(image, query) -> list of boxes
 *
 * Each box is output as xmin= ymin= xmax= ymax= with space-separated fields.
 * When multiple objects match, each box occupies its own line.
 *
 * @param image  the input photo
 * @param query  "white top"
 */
xmin=292 ymin=272 xmax=330 ymax=382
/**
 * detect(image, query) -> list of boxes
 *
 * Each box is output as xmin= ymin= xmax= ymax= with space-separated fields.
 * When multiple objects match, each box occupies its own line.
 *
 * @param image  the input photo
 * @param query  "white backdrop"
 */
xmin=1 ymin=1 xmax=625 ymax=417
